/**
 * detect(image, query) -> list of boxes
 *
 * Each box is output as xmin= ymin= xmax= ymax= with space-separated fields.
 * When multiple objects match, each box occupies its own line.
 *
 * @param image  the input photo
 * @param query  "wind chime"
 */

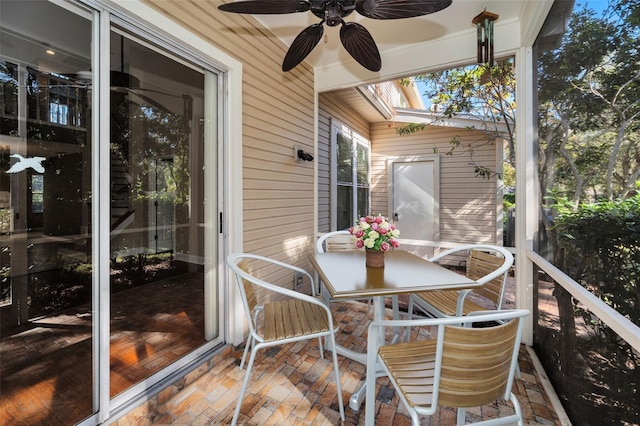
xmin=472 ymin=9 xmax=499 ymax=66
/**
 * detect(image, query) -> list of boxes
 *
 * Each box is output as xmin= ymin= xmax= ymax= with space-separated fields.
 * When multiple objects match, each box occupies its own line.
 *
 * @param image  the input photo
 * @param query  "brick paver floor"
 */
xmin=118 ymin=300 xmax=564 ymax=425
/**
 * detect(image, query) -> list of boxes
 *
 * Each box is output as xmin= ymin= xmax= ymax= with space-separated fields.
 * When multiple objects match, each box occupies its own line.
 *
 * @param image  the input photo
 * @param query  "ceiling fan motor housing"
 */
xmin=312 ymin=0 xmax=357 ymax=26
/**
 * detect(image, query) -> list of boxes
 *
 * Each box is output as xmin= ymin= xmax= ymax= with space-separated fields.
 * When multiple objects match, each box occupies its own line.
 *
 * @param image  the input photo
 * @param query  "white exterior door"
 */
xmin=390 ymin=157 xmax=440 ymax=258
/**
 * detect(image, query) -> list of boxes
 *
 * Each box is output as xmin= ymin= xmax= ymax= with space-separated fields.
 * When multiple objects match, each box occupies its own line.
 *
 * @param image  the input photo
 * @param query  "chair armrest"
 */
xmin=428 ymin=244 xmax=514 ymax=286
xmin=227 ymin=253 xmax=332 ymax=322
xmin=228 ymin=252 xmax=317 ymax=294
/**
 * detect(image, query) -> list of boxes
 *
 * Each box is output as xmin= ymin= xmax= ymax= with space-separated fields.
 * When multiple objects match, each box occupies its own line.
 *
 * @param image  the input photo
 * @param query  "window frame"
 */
xmin=330 ymin=122 xmax=371 ymax=231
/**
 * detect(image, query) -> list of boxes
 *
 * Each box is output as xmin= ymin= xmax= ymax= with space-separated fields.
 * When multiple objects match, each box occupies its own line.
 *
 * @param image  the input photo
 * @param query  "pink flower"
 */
xmin=350 ymin=215 xmax=401 ymax=252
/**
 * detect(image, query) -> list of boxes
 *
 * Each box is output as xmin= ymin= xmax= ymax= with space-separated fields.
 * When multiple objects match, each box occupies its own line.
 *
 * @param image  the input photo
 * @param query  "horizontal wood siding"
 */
xmin=143 ymin=0 xmax=316 ymax=281
xmin=317 ymin=91 xmax=370 ymax=232
xmin=370 ymin=122 xmax=499 ymax=245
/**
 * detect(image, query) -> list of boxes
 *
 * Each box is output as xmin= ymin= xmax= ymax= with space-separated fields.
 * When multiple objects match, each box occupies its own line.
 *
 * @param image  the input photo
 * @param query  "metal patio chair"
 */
xmin=227 ymin=253 xmax=345 ymax=426
xmin=365 ymin=309 xmax=529 ymax=426
xmin=407 ymin=244 xmax=514 ymax=320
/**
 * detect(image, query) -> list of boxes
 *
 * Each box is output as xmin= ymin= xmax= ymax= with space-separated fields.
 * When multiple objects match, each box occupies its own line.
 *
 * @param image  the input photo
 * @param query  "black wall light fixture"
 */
xmin=293 ymin=145 xmax=314 ymax=162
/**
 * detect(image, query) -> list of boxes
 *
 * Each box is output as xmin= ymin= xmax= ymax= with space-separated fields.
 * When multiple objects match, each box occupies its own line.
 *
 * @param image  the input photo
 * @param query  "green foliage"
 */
xmin=539 ymin=0 xmax=640 ymax=201
xmin=503 ymin=193 xmax=515 ymax=207
xmin=552 ymin=193 xmax=640 ymax=331
xmin=396 ymin=59 xmax=515 ymax=181
xmin=395 ymin=122 xmax=426 ymax=136
xmin=28 ymin=260 xmax=92 ymax=317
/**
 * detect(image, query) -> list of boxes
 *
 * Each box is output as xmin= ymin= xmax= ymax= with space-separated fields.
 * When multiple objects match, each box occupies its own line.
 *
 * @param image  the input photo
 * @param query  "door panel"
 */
xmin=391 ymin=159 xmax=439 ymax=258
xmin=0 ymin=2 xmax=221 ymax=423
xmin=0 ymin=1 xmax=95 ymax=423
xmin=108 ymin=29 xmax=211 ymax=398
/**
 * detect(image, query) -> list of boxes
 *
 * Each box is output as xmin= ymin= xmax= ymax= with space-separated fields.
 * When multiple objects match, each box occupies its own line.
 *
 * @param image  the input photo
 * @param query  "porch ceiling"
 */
xmin=249 ymin=0 xmax=551 ymax=75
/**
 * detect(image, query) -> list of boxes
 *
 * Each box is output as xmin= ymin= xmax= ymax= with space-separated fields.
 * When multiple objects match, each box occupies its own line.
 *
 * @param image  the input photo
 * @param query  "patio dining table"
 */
xmin=308 ymin=249 xmax=478 ymax=412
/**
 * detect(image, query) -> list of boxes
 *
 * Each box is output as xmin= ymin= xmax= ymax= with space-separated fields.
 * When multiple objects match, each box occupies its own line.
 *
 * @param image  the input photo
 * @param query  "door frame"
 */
xmin=387 ymin=155 xmax=441 ymax=244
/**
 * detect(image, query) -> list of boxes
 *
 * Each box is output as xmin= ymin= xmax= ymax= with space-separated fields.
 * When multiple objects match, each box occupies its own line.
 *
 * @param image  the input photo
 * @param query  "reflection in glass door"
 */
xmin=0 ymin=1 xmax=95 ymax=424
xmin=1 ymin=1 xmax=220 ymax=423
xmin=107 ymin=29 xmax=211 ymax=398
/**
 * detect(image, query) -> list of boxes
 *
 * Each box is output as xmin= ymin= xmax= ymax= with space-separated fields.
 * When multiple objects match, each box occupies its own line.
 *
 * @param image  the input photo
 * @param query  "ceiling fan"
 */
xmin=218 ymin=0 xmax=453 ymax=72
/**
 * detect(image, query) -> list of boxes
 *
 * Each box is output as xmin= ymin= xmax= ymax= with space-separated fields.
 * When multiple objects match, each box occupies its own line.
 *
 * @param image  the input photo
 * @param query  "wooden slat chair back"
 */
xmin=315 ymin=230 xmax=354 ymax=300
xmin=317 ymin=230 xmax=356 ymax=253
xmin=408 ymin=244 xmax=514 ymax=319
xmin=464 ymin=249 xmax=507 ymax=307
xmin=227 ymin=253 xmax=345 ymax=425
xmin=438 ymin=318 xmax=519 ymax=408
xmin=237 ymin=259 xmax=258 ymax=314
xmin=365 ymin=309 xmax=529 ymax=426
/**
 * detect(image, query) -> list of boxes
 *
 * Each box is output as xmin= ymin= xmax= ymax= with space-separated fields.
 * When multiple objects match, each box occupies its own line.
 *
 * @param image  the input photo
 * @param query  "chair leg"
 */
xmin=240 ymin=335 xmax=253 ymax=369
xmin=317 ymin=337 xmax=324 ymax=358
xmin=407 ymin=295 xmax=414 ymax=320
xmin=410 ymin=412 xmax=421 ymax=426
xmin=456 ymin=407 xmax=466 ymax=426
xmin=392 ymin=295 xmax=401 ymax=340
xmin=328 ymin=333 xmax=345 ymax=421
xmin=510 ymin=392 xmax=524 ymax=426
xmin=405 ymin=296 xmax=415 ymax=342
xmin=231 ymin=345 xmax=259 ymax=426
xmin=392 ymin=295 xmax=399 ymax=319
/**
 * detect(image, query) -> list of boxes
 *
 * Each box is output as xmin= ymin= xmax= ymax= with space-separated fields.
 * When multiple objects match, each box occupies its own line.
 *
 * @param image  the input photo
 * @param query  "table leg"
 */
xmin=348 ymin=295 xmax=386 ymax=412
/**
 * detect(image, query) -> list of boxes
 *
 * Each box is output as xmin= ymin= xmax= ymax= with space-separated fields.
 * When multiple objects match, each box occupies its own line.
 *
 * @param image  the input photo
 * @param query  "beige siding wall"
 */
xmin=141 ymin=1 xmax=501 ymax=280
xmin=370 ymin=122 xmax=501 ymax=246
xmin=316 ymin=92 xmax=501 ymax=246
xmin=317 ymin=92 xmax=370 ymax=233
xmin=143 ymin=0 xmax=316 ymax=279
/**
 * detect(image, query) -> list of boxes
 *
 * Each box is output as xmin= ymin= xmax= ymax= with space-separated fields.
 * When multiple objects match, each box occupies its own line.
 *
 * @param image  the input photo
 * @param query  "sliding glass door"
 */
xmin=107 ymin=27 xmax=212 ymax=398
xmin=0 ymin=2 xmax=95 ymax=423
xmin=0 ymin=1 xmax=221 ymax=423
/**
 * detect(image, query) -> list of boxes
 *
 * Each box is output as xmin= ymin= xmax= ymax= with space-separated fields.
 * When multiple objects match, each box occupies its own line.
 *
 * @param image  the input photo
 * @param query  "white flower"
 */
xmin=348 ymin=214 xmax=401 ymax=251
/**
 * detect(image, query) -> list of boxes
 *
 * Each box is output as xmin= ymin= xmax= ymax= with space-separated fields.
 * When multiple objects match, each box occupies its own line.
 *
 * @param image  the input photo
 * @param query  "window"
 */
xmin=332 ymin=124 xmax=370 ymax=230
xmin=31 ymin=175 xmax=43 ymax=213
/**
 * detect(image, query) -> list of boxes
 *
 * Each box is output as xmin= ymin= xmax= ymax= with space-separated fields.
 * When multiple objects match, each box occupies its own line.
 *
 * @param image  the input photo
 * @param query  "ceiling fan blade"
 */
xmin=282 ymin=23 xmax=324 ymax=71
xmin=356 ymin=0 xmax=452 ymax=20
xmin=339 ymin=22 xmax=381 ymax=72
xmin=218 ymin=0 xmax=310 ymax=14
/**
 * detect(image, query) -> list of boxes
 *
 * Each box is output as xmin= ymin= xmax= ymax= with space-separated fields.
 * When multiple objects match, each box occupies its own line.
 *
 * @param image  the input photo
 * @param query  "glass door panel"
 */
xmin=108 ymin=28 xmax=209 ymax=397
xmin=0 ymin=1 xmax=95 ymax=424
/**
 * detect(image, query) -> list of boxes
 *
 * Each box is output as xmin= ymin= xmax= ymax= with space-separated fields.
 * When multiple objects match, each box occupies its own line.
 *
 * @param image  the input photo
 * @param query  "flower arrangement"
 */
xmin=348 ymin=214 xmax=400 ymax=251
